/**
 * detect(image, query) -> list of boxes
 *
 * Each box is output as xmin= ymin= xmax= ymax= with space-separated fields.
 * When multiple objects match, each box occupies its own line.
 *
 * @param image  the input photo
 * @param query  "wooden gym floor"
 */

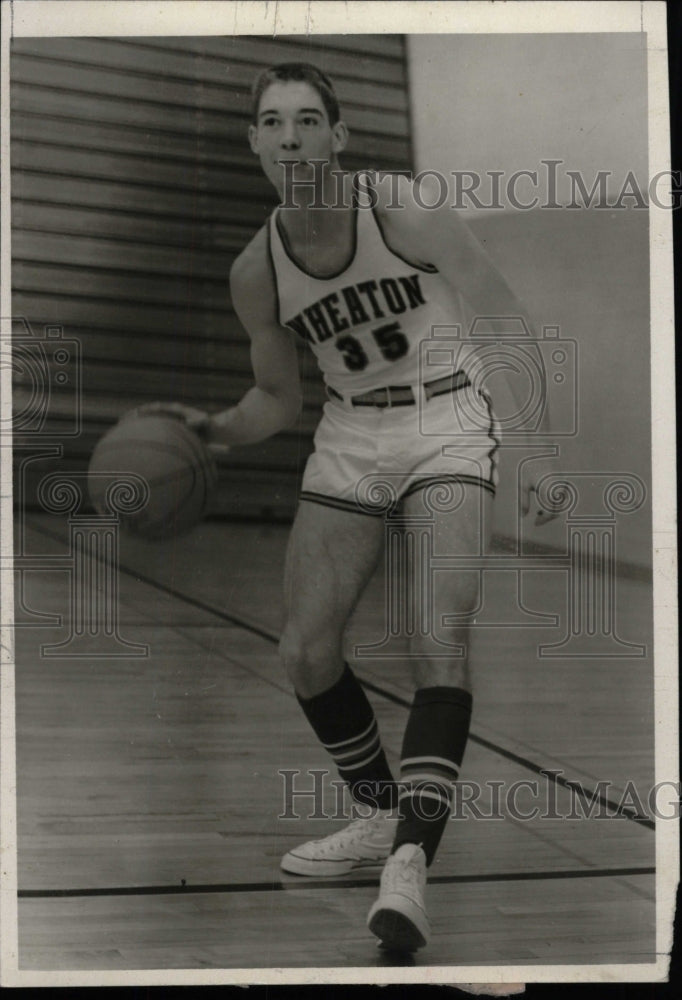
xmin=12 ymin=511 xmax=655 ymax=971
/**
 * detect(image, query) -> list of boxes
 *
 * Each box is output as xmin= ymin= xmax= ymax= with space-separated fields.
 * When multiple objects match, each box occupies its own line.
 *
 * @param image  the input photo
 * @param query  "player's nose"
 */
xmin=280 ymin=121 xmax=301 ymax=149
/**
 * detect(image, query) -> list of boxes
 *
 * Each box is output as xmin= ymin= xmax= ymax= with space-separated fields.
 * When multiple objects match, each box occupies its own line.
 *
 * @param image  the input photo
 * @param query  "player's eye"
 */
xmin=261 ymin=116 xmax=279 ymax=128
xmin=300 ymin=115 xmax=321 ymax=127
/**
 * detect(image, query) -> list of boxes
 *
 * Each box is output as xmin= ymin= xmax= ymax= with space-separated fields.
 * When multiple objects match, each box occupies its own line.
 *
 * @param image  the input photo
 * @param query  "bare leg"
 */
xmin=279 ymin=499 xmax=385 ymax=698
xmin=401 ymin=483 xmax=493 ymax=690
xmin=368 ymin=483 xmax=494 ymax=950
xmin=278 ymin=499 xmax=399 ymax=878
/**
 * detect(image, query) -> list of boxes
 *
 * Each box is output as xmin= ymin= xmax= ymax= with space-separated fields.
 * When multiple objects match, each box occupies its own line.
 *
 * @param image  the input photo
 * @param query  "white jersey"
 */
xmin=268 ymin=189 xmax=474 ymax=395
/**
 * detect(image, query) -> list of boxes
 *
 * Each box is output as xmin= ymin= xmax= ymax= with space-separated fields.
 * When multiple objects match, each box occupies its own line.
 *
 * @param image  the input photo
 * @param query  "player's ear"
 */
xmin=248 ymin=124 xmax=259 ymax=154
xmin=331 ymin=120 xmax=349 ymax=155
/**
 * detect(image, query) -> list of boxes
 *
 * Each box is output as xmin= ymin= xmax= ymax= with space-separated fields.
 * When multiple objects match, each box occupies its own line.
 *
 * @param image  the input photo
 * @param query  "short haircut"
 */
xmin=251 ymin=62 xmax=340 ymax=126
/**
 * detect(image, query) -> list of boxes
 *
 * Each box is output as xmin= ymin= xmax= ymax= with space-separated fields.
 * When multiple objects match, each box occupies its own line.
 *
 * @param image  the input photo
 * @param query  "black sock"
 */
xmin=296 ymin=663 xmax=396 ymax=810
xmin=393 ymin=686 xmax=472 ymax=865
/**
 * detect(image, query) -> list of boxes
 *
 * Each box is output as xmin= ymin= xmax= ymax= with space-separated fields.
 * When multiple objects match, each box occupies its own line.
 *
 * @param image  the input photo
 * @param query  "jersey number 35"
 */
xmin=336 ymin=321 xmax=409 ymax=372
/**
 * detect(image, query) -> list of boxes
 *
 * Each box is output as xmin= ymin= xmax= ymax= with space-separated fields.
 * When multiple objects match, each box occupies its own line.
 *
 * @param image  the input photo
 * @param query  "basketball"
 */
xmin=88 ymin=411 xmax=218 ymax=540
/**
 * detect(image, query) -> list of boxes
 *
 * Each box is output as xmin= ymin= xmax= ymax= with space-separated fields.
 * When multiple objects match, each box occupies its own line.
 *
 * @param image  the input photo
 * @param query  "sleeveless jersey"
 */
xmin=268 ymin=188 xmax=474 ymax=394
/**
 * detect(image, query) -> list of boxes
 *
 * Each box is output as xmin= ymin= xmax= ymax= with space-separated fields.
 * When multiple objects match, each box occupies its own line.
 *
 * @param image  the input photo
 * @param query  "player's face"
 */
xmin=249 ymin=81 xmax=348 ymax=194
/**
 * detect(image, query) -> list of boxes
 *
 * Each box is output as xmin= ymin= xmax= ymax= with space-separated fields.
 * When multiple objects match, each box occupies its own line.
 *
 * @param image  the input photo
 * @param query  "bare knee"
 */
xmin=279 ymin=624 xmax=345 ymax=699
xmin=408 ymin=649 xmax=471 ymax=691
xmin=447 ymin=571 xmax=482 ymax=618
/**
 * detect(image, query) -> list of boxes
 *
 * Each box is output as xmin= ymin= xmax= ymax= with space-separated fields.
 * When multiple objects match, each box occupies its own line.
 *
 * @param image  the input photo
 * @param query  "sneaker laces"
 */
xmin=382 ymin=848 xmax=425 ymax=898
xmin=312 ymin=814 xmax=392 ymax=856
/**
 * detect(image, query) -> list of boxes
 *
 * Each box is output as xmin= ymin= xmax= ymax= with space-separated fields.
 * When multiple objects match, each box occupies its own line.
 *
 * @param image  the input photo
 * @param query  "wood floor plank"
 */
xmin=13 ymin=513 xmax=657 ymax=970
xmin=18 ymin=873 xmax=655 ymax=970
xmin=16 ymin=615 xmax=654 ymax=893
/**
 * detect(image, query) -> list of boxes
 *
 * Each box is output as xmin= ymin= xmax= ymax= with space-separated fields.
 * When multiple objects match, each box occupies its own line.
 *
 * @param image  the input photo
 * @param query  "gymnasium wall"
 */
xmin=10 ymin=35 xmax=412 ymax=519
xmin=11 ymin=33 xmax=652 ymax=570
xmin=407 ymin=34 xmax=652 ymax=569
xmin=408 ymin=34 xmax=649 ymax=208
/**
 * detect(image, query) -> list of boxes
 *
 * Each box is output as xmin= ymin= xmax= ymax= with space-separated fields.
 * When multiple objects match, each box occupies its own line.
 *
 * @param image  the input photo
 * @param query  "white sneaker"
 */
xmin=280 ymin=811 xmax=398 ymax=876
xmin=367 ymin=843 xmax=430 ymax=951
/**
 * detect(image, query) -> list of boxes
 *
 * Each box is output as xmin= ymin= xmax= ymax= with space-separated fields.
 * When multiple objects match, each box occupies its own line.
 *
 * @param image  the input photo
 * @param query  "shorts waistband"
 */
xmin=326 ymin=371 xmax=472 ymax=409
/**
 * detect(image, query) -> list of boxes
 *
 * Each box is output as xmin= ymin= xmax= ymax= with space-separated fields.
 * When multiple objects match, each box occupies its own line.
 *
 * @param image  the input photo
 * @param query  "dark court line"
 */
xmin=19 ymin=865 xmax=656 ymax=900
xmin=352 ymin=680 xmax=656 ymax=831
xmin=25 ymin=521 xmax=657 ymax=832
xmin=113 ymin=565 xmax=280 ymax=646
xmin=26 ymin=521 xmax=280 ymax=645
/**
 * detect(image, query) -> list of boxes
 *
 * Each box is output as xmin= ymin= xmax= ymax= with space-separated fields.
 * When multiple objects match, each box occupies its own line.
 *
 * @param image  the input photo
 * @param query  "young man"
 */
xmin=150 ymin=63 xmax=557 ymax=952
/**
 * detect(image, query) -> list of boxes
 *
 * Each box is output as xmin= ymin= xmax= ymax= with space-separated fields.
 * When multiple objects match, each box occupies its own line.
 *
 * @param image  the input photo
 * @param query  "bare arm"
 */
xmin=377 ymin=176 xmax=552 ymax=431
xmin=377 ymin=176 xmax=558 ymax=520
xmin=203 ymin=232 xmax=303 ymax=447
xmin=139 ymin=232 xmax=301 ymax=447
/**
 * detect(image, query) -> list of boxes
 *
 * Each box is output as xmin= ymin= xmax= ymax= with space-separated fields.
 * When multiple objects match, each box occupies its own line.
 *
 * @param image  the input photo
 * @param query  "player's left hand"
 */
xmin=521 ymin=457 xmax=562 ymax=527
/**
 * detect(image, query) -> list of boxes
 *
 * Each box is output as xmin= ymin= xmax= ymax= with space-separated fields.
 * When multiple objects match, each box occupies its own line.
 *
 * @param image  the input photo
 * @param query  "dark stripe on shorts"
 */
xmin=299 ymin=491 xmax=387 ymax=517
xmin=400 ymin=474 xmax=496 ymax=502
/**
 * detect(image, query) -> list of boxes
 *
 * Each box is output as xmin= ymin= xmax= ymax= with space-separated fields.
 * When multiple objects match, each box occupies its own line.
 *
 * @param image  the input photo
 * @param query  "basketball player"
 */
xmin=147 ymin=63 xmax=558 ymax=952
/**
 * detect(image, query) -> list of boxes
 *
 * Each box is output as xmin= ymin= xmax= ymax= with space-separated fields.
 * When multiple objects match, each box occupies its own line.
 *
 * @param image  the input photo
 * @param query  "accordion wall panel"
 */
xmin=11 ymin=35 xmax=412 ymax=520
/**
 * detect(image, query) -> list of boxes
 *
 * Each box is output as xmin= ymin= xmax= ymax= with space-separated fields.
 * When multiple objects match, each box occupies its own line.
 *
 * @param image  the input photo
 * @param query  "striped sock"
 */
xmin=296 ymin=663 xmax=396 ymax=810
xmin=393 ymin=686 xmax=473 ymax=865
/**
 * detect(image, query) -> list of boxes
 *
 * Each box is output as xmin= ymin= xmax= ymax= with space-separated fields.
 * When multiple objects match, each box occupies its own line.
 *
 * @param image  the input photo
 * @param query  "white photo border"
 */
xmin=0 ymin=0 xmax=677 ymax=988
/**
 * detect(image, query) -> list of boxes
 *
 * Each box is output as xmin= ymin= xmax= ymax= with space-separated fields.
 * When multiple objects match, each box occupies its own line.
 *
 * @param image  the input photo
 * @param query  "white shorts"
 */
xmin=300 ymin=383 xmax=501 ymax=516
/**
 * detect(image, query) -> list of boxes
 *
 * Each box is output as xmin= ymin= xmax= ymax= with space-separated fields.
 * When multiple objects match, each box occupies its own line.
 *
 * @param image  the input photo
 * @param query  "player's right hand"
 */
xmin=130 ymin=401 xmax=211 ymax=435
xmin=130 ymin=403 xmax=233 ymax=459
